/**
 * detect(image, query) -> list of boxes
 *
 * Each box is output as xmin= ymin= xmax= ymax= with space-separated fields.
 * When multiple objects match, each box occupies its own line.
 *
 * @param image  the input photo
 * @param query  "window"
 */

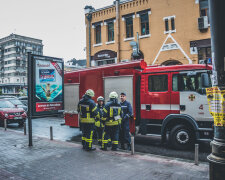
xmin=200 ymin=0 xmax=209 ymax=21
xmin=172 ymin=72 xmax=211 ymax=94
xmin=164 ymin=16 xmax=176 ymax=33
xmin=198 ymin=47 xmax=211 ymax=62
xmin=140 ymin=13 xmax=149 ymax=35
xmin=95 ymin=24 xmax=101 ymax=44
xmin=107 ymin=22 xmax=114 ymax=42
xmin=165 ymin=19 xmax=169 ymax=32
xmin=171 ymin=17 xmax=175 ymax=30
xmin=148 ymin=75 xmax=168 ymax=92
xmin=125 ymin=17 xmax=133 ymax=38
xmin=97 ymin=59 xmax=115 ymax=66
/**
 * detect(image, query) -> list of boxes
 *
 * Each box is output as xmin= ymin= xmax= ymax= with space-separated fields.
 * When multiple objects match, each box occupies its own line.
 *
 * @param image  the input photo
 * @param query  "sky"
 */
xmin=0 ymin=0 xmax=113 ymax=61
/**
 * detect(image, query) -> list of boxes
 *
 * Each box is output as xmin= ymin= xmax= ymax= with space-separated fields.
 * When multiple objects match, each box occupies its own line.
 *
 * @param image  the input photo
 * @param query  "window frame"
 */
xmin=95 ymin=24 xmax=101 ymax=44
xmin=107 ymin=21 xmax=114 ymax=42
xmin=140 ymin=12 xmax=150 ymax=36
xmin=148 ymin=74 xmax=168 ymax=92
xmin=125 ymin=16 xmax=134 ymax=38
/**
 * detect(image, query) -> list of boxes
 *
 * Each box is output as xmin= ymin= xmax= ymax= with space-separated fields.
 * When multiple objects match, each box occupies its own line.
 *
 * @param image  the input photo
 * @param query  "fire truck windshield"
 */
xmin=172 ymin=72 xmax=211 ymax=94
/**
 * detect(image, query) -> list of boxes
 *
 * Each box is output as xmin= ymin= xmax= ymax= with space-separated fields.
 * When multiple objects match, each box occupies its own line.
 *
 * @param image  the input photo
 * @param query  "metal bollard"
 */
xmin=195 ymin=144 xmax=199 ymax=165
xmin=4 ymin=119 xmax=7 ymax=131
xmin=131 ymin=136 xmax=135 ymax=155
xmin=24 ymin=122 xmax=26 ymax=135
xmin=50 ymin=126 xmax=53 ymax=140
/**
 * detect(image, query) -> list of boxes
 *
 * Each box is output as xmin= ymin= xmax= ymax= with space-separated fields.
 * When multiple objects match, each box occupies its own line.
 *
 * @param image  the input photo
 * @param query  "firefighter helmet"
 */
xmin=109 ymin=91 xmax=118 ymax=99
xmin=85 ymin=89 xmax=95 ymax=97
xmin=97 ymin=96 xmax=104 ymax=101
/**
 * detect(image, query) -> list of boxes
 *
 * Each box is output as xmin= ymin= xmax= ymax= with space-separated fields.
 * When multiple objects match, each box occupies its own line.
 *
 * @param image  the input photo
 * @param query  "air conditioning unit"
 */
xmin=198 ymin=16 xmax=209 ymax=30
xmin=199 ymin=60 xmax=205 ymax=64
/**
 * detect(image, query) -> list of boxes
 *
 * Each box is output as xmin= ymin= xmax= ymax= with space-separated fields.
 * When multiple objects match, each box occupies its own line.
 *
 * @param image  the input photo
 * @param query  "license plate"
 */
xmin=14 ymin=117 xmax=22 ymax=120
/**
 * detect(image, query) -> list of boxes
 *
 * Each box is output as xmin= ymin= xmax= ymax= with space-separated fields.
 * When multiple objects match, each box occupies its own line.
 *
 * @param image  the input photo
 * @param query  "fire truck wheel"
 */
xmin=169 ymin=124 xmax=194 ymax=150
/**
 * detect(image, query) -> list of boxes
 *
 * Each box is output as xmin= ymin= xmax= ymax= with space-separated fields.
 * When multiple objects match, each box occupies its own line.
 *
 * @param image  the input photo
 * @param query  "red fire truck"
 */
xmin=64 ymin=60 xmax=213 ymax=150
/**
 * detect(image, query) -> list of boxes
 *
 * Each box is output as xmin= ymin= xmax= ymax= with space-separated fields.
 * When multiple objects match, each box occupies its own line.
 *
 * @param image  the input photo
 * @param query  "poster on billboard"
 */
xmin=31 ymin=55 xmax=64 ymax=117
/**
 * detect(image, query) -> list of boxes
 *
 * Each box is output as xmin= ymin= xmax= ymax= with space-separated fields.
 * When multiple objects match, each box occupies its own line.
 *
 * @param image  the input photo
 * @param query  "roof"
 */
xmin=86 ymin=0 xmax=133 ymax=14
xmin=65 ymin=60 xmax=146 ymax=74
xmin=143 ymin=64 xmax=212 ymax=73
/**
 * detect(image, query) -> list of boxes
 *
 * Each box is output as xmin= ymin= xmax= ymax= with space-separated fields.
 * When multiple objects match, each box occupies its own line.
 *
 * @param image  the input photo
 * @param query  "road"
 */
xmin=6 ymin=117 xmax=211 ymax=162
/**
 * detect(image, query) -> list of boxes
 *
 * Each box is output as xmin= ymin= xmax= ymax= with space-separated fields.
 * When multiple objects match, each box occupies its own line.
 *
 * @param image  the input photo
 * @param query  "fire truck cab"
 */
xmin=64 ymin=60 xmax=213 ymax=150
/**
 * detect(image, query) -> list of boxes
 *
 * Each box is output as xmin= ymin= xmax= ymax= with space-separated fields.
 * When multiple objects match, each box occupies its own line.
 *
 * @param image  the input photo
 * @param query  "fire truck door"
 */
xmin=141 ymin=73 xmax=171 ymax=120
xmin=174 ymin=72 xmax=212 ymax=121
xmin=103 ymin=76 xmax=133 ymax=107
xmin=64 ymin=83 xmax=80 ymax=127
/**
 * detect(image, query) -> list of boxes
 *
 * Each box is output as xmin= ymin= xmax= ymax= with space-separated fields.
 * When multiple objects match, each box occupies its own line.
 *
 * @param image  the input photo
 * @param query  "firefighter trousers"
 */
xmin=96 ymin=126 xmax=104 ymax=145
xmin=120 ymin=119 xmax=131 ymax=145
xmin=81 ymin=123 xmax=95 ymax=150
xmin=102 ymin=125 xmax=119 ymax=150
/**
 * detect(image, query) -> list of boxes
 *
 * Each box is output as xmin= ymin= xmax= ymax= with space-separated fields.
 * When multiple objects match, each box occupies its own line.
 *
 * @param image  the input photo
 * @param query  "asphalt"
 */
xmin=0 ymin=128 xmax=209 ymax=180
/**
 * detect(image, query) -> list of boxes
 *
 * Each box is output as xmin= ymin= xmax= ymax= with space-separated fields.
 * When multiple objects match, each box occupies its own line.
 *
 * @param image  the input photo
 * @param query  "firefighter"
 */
xmin=119 ymin=92 xmax=133 ymax=150
xmin=78 ymin=89 xmax=99 ymax=151
xmin=95 ymin=96 xmax=105 ymax=146
xmin=101 ymin=91 xmax=122 ymax=151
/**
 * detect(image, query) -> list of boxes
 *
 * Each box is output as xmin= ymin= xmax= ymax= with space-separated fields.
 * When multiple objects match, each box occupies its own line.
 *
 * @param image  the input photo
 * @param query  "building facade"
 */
xmin=0 ymin=34 xmax=43 ymax=95
xmin=85 ymin=0 xmax=211 ymax=67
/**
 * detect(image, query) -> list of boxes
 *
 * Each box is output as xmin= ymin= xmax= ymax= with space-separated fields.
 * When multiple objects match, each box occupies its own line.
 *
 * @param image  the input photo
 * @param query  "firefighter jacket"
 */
xmin=102 ymin=98 xmax=122 ymax=126
xmin=78 ymin=95 xmax=99 ymax=123
xmin=95 ymin=104 xmax=105 ymax=128
xmin=120 ymin=100 xmax=133 ymax=121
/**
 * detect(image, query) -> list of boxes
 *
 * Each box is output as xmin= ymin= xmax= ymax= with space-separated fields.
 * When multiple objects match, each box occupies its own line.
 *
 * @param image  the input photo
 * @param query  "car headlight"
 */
xmin=5 ymin=113 xmax=8 ymax=117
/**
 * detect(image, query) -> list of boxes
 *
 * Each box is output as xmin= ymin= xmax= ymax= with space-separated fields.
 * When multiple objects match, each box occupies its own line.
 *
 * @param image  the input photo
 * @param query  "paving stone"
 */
xmin=0 ymin=128 xmax=209 ymax=180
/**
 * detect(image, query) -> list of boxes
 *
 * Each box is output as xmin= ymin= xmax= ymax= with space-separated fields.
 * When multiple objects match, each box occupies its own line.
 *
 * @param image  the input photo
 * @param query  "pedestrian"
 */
xmin=95 ymin=96 xmax=105 ymax=146
xmin=101 ymin=91 xmax=122 ymax=151
xmin=78 ymin=89 xmax=99 ymax=151
xmin=119 ymin=92 xmax=133 ymax=150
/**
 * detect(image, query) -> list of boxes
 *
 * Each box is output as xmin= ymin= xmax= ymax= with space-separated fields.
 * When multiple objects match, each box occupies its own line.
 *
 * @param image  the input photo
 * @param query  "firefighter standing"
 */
xmin=101 ymin=92 xmax=122 ymax=151
xmin=119 ymin=92 xmax=133 ymax=150
xmin=95 ymin=96 xmax=105 ymax=146
xmin=78 ymin=89 xmax=99 ymax=151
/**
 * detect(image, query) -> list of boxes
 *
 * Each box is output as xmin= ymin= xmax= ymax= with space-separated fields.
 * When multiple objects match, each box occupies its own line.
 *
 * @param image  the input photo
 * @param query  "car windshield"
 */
xmin=9 ymin=99 xmax=23 ymax=105
xmin=0 ymin=100 xmax=15 ymax=108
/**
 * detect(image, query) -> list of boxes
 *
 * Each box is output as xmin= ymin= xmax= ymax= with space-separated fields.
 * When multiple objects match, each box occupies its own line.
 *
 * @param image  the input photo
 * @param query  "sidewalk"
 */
xmin=0 ymin=128 xmax=209 ymax=180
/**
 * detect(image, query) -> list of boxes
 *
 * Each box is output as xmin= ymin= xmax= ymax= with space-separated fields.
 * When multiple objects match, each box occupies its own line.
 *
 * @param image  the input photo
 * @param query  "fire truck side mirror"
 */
xmin=201 ymin=73 xmax=210 ymax=87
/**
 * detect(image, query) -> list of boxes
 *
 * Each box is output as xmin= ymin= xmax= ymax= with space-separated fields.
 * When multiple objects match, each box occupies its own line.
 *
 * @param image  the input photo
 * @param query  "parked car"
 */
xmin=18 ymin=96 xmax=28 ymax=106
xmin=6 ymin=98 xmax=28 ymax=112
xmin=0 ymin=99 xmax=27 ymax=127
xmin=0 ymin=95 xmax=17 ymax=99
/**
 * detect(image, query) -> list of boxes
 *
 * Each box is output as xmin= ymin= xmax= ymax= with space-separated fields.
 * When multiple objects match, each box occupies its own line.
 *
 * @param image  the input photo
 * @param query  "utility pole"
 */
xmin=208 ymin=1 xmax=225 ymax=179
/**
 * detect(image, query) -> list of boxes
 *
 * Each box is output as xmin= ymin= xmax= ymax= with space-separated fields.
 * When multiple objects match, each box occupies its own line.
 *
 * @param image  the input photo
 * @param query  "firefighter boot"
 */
xmin=119 ymin=143 xmax=125 ymax=150
xmin=126 ymin=143 xmax=131 ymax=151
xmin=86 ymin=147 xmax=96 ymax=151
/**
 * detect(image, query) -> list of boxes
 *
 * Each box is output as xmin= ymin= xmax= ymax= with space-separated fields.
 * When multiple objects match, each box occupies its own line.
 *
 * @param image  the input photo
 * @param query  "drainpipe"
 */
xmin=87 ymin=14 xmax=92 ymax=67
xmin=116 ymin=0 xmax=120 ymax=62
xmin=208 ymin=0 xmax=225 ymax=179
xmin=85 ymin=6 xmax=94 ymax=67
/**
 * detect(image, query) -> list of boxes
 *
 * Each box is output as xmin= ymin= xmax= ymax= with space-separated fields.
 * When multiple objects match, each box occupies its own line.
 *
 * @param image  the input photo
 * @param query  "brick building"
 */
xmin=85 ymin=0 xmax=211 ymax=66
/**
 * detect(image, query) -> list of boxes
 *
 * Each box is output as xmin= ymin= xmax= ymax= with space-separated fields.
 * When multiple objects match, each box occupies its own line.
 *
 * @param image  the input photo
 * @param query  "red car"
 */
xmin=0 ymin=99 xmax=27 ymax=127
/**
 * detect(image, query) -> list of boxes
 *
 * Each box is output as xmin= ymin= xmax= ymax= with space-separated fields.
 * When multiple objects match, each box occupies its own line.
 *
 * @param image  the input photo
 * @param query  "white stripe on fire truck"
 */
xmin=141 ymin=104 xmax=180 ymax=111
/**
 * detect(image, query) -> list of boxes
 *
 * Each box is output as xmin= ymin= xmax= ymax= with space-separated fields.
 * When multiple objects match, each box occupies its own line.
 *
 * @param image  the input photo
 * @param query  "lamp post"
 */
xmin=208 ymin=0 xmax=225 ymax=179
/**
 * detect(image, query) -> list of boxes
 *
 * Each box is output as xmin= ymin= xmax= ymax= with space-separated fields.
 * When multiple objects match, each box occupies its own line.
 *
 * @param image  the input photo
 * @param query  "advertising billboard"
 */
xmin=31 ymin=55 xmax=64 ymax=117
